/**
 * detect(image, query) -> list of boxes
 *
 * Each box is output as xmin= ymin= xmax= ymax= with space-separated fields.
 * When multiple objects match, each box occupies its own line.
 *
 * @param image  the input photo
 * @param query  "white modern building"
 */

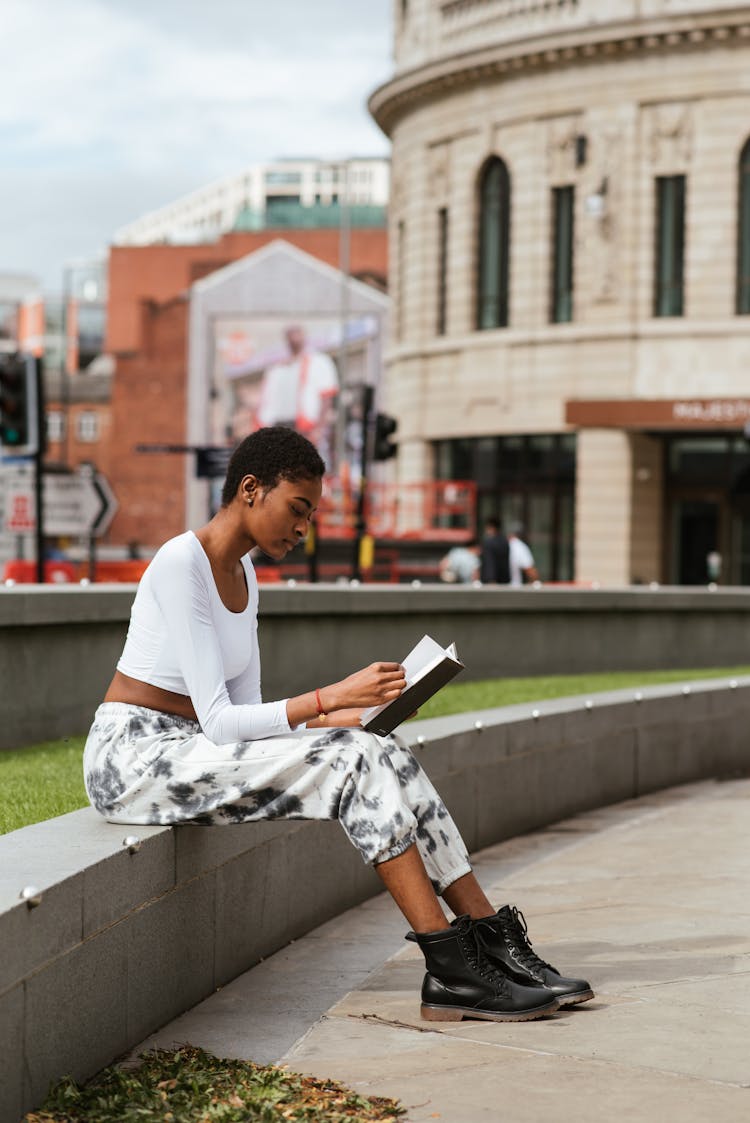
xmin=114 ymin=157 xmax=390 ymax=247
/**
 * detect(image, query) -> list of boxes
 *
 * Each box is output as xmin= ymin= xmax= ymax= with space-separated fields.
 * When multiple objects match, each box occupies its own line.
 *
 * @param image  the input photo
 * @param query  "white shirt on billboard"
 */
xmin=258 ymin=350 xmax=338 ymax=431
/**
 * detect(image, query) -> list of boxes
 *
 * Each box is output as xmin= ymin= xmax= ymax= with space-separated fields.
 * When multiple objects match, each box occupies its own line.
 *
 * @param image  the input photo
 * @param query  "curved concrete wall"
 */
xmin=1 ymin=677 xmax=749 ymax=1120
xmin=3 ymin=583 xmax=750 ymax=750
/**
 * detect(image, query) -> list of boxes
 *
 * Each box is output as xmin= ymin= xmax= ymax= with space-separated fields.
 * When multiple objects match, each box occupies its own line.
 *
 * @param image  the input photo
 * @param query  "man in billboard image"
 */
xmin=258 ymin=325 xmax=339 ymax=466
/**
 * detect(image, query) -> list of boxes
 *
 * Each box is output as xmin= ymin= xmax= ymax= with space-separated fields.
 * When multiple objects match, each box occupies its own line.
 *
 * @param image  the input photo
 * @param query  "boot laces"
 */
xmin=456 ymin=920 xmax=511 ymax=995
xmin=501 ymin=906 xmax=554 ymax=973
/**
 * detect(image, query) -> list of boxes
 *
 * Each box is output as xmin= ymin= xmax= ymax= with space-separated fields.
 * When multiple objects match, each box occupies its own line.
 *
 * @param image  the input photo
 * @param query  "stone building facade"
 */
xmin=370 ymin=0 xmax=750 ymax=585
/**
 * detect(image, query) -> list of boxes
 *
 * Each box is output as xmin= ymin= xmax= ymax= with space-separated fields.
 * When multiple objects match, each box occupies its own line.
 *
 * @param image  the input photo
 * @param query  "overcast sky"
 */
xmin=1 ymin=0 xmax=393 ymax=290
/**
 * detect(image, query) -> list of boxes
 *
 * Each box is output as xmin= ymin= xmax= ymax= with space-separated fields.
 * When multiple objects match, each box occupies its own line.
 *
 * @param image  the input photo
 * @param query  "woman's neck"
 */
xmin=195 ymin=508 xmax=254 ymax=571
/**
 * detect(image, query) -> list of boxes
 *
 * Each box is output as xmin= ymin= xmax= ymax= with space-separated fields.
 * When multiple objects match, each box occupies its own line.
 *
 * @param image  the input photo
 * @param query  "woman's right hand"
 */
xmin=320 ymin=662 xmax=406 ymax=713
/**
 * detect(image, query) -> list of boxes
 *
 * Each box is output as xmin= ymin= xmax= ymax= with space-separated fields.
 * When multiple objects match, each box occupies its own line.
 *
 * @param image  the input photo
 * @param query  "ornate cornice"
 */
xmin=369 ymin=10 xmax=750 ymax=136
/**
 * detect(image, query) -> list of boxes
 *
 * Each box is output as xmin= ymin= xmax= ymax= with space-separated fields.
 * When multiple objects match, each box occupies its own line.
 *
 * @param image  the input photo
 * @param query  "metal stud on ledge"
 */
xmin=20 ymin=886 xmax=42 ymax=908
xmin=123 ymin=835 xmax=142 ymax=853
xmin=474 ymin=719 xmax=483 ymax=731
xmin=415 ymin=735 xmax=425 ymax=747
xmin=585 ymin=700 xmax=593 ymax=710
xmin=730 ymin=680 xmax=738 ymax=689
xmin=634 ymin=692 xmax=643 ymax=703
xmin=532 ymin=709 xmax=540 ymax=720
xmin=682 ymin=686 xmax=691 ymax=696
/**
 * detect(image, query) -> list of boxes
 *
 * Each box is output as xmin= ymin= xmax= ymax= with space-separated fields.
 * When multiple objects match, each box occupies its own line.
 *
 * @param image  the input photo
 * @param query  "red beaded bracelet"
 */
xmin=315 ymin=688 xmax=326 ymax=717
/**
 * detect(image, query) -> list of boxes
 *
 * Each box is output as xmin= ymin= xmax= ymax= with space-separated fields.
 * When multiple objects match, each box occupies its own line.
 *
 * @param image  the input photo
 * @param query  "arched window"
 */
xmin=477 ymin=158 xmax=511 ymax=329
xmin=737 ymin=138 xmax=750 ymax=314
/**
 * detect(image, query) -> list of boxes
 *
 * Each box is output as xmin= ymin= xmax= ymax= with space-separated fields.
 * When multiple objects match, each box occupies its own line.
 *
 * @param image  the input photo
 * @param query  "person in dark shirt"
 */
xmin=480 ymin=517 xmax=511 ymax=584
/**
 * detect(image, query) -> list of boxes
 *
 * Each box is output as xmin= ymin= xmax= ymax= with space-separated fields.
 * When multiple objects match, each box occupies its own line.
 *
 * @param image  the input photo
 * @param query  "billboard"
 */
xmin=209 ymin=314 xmax=380 ymax=476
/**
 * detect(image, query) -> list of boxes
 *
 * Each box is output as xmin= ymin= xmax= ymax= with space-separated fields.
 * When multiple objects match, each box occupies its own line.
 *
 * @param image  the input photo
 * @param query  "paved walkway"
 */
xmin=131 ymin=777 xmax=750 ymax=1121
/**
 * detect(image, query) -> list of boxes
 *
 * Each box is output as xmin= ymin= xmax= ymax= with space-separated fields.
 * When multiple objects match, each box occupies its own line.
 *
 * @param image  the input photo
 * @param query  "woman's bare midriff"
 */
xmin=104 ymin=670 xmax=198 ymax=721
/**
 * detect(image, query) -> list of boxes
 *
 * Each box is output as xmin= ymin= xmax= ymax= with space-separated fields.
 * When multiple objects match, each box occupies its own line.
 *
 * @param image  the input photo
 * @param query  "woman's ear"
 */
xmin=239 ymin=474 xmax=259 ymax=506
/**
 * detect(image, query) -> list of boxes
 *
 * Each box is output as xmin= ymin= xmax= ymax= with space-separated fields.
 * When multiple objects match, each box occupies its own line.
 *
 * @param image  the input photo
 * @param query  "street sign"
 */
xmin=136 ymin=443 xmax=235 ymax=480
xmin=5 ymin=487 xmax=35 ymax=532
xmin=0 ymin=462 xmax=35 ymax=531
xmin=0 ymin=468 xmax=118 ymax=537
xmin=196 ymin=446 xmax=233 ymax=479
xmin=45 ymin=470 xmax=118 ymax=537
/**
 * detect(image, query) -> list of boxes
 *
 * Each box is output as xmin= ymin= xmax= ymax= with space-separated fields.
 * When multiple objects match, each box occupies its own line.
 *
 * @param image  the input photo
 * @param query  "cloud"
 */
xmin=2 ymin=0 xmax=391 ymax=167
xmin=0 ymin=0 xmax=392 ymax=283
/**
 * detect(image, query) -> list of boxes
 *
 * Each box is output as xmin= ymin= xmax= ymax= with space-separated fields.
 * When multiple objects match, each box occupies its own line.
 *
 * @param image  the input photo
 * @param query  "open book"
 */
xmin=360 ymin=635 xmax=465 ymax=736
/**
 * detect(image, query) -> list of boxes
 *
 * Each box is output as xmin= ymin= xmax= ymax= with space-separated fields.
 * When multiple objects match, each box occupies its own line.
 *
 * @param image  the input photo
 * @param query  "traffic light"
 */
xmin=373 ymin=412 xmax=398 ymax=461
xmin=0 ymin=353 xmax=34 ymax=451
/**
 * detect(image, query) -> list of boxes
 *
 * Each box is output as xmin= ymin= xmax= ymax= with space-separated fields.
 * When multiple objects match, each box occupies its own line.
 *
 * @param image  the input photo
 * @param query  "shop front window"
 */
xmin=664 ymin=434 xmax=750 ymax=585
xmin=433 ymin=433 xmax=576 ymax=582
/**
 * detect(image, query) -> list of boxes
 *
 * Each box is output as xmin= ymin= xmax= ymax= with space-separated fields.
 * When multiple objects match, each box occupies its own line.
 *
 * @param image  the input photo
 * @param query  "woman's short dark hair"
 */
xmin=221 ymin=426 xmax=326 ymax=506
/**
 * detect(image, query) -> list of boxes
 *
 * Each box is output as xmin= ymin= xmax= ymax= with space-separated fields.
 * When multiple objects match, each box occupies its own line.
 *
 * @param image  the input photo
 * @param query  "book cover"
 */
xmin=360 ymin=635 xmax=464 ymax=736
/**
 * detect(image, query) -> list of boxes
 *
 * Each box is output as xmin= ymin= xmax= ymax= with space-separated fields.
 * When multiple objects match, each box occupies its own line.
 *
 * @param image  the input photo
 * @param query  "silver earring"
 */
xmin=247 ymin=498 xmax=254 ymax=507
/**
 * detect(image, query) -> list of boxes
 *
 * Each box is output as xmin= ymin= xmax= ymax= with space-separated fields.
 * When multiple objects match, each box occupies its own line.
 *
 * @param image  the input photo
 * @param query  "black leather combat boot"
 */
xmin=409 ymin=915 xmax=560 ymax=1022
xmin=475 ymin=905 xmax=594 ymax=1007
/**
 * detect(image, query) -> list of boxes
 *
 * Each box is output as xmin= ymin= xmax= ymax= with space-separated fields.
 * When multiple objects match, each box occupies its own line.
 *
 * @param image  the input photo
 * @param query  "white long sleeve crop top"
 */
xmin=117 ymin=531 xmax=292 ymax=743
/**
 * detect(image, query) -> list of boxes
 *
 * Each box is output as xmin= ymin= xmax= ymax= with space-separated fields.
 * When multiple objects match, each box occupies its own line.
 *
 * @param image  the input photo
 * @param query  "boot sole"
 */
xmin=421 ymin=998 xmax=560 ymax=1023
xmin=557 ymin=988 xmax=595 ymax=1007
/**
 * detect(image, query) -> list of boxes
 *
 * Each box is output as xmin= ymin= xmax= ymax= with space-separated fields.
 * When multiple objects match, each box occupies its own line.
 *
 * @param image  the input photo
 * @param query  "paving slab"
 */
xmin=129 ymin=777 xmax=750 ymax=1120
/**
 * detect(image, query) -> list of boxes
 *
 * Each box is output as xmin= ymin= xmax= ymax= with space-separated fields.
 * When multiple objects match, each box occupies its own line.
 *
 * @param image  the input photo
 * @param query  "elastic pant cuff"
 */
xmin=434 ymin=861 xmax=473 ymax=896
xmin=371 ymin=831 xmax=417 ymax=867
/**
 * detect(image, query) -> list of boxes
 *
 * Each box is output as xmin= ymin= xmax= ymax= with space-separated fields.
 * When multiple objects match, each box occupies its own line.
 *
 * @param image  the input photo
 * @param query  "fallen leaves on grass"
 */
xmin=25 ymin=1045 xmax=406 ymax=1123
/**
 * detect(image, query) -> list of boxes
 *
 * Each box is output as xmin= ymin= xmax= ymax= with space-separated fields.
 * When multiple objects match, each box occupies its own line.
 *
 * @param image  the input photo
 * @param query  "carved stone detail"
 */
xmin=581 ymin=128 xmax=623 ymax=304
xmin=427 ymin=142 xmax=451 ymax=200
xmin=645 ymin=102 xmax=693 ymax=171
xmin=390 ymin=168 xmax=406 ymax=210
xmin=547 ymin=116 xmax=582 ymax=183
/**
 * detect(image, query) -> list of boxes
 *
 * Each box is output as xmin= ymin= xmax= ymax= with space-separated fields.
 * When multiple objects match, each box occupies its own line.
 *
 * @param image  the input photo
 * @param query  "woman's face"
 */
xmin=246 ymin=474 xmax=323 ymax=559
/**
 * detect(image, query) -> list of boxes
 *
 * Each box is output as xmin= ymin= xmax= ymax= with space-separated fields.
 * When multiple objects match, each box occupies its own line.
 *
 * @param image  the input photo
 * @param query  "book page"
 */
xmin=360 ymin=635 xmax=459 ymax=726
xmin=401 ymin=635 xmax=449 ymax=686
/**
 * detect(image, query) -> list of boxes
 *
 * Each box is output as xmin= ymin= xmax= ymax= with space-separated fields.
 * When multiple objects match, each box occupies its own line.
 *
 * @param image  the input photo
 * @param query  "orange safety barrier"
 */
xmin=316 ymin=478 xmax=476 ymax=543
xmin=2 ymin=558 xmax=150 ymax=584
xmin=2 ymin=560 xmax=79 ymax=584
xmin=95 ymin=560 xmax=150 ymax=583
xmin=255 ymin=568 xmax=283 ymax=584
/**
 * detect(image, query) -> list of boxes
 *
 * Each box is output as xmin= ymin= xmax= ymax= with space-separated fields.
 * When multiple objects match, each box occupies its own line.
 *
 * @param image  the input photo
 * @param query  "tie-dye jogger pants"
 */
xmin=83 ymin=702 xmax=471 ymax=894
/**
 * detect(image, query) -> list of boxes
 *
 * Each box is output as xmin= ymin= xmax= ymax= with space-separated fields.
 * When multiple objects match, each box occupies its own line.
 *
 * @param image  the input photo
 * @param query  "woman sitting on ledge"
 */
xmin=84 ymin=426 xmax=592 ymax=1022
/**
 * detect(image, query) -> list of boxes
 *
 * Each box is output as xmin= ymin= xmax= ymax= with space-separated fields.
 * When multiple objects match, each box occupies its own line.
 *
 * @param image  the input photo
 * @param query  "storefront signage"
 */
xmin=566 ymin=398 xmax=750 ymax=429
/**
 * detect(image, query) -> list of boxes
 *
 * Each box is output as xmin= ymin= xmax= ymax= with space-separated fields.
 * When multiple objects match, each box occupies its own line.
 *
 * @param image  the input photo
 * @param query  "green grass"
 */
xmin=0 ymin=737 xmax=87 ymax=835
xmin=26 ymin=1045 xmax=405 ymax=1122
xmin=3 ymin=665 xmax=749 ymax=835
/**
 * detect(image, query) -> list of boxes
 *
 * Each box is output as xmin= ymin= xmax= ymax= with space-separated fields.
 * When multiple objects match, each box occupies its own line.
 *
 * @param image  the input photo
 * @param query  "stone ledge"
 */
xmin=1 ymin=678 xmax=749 ymax=1119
